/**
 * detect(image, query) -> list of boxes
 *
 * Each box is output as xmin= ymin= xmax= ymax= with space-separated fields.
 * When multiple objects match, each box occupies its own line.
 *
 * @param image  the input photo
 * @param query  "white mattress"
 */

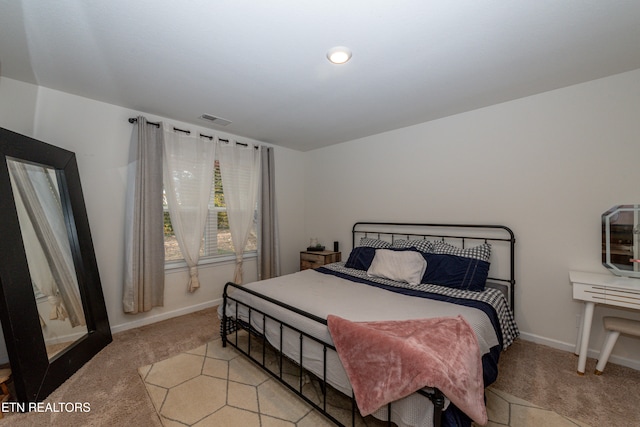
xmin=219 ymin=268 xmax=500 ymax=427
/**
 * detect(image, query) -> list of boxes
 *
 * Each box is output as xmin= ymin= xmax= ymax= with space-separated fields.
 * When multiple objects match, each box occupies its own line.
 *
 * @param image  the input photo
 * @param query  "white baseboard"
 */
xmin=518 ymin=331 xmax=640 ymax=371
xmin=110 ymin=298 xmax=222 ymax=334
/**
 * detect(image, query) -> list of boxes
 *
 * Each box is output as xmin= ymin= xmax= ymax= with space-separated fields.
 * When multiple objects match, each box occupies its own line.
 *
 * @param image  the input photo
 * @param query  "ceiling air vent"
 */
xmin=199 ymin=114 xmax=232 ymax=126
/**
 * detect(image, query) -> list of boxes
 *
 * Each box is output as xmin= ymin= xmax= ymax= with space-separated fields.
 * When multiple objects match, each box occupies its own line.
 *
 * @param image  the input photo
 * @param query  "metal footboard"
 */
xmin=221 ymin=281 xmax=444 ymax=427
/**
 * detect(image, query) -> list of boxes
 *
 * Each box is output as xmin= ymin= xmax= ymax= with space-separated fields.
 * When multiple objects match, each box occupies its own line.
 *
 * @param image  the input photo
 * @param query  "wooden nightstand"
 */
xmin=300 ymin=250 xmax=341 ymax=270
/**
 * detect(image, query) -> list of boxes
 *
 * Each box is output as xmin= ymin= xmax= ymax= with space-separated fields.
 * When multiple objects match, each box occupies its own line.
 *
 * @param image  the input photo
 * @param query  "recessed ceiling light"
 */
xmin=326 ymin=46 xmax=352 ymax=64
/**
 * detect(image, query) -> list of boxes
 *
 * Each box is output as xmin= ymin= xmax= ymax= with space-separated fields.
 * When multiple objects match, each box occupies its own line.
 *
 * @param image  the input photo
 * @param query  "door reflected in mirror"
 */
xmin=7 ymin=158 xmax=88 ymax=360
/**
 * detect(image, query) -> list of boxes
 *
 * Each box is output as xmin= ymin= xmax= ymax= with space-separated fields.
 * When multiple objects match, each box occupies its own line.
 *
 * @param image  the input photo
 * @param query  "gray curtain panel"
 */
xmin=258 ymin=146 xmax=280 ymax=280
xmin=123 ymin=116 xmax=165 ymax=313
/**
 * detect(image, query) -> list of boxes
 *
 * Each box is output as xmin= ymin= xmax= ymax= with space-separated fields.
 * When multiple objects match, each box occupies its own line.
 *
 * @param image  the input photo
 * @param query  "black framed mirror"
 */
xmin=0 ymin=128 xmax=111 ymax=403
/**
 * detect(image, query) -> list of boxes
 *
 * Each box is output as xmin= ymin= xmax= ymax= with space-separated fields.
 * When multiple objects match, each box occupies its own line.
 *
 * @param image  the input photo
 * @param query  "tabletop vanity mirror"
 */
xmin=602 ymin=204 xmax=640 ymax=278
xmin=0 ymin=128 xmax=111 ymax=403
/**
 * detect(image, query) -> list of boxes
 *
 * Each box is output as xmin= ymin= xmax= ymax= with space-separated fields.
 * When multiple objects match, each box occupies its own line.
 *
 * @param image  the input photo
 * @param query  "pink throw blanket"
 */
xmin=327 ymin=314 xmax=487 ymax=425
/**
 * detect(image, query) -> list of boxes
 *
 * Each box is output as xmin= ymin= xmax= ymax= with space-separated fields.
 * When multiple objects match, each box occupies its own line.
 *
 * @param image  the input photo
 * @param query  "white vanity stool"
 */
xmin=595 ymin=316 xmax=640 ymax=375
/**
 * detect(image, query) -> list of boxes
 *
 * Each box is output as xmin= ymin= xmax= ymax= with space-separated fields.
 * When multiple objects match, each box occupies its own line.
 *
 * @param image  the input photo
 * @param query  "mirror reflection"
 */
xmin=6 ymin=158 xmax=87 ymax=360
xmin=602 ymin=204 xmax=640 ymax=278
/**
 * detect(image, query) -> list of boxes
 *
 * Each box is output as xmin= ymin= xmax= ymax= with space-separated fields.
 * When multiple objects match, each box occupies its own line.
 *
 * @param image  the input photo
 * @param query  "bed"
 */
xmin=219 ymin=222 xmax=518 ymax=427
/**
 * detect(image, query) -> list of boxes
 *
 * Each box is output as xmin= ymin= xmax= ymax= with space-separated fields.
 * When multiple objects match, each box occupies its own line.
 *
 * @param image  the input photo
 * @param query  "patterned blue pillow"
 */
xmin=392 ymin=239 xmax=435 ymax=253
xmin=358 ymin=237 xmax=391 ymax=248
xmin=431 ymin=241 xmax=491 ymax=262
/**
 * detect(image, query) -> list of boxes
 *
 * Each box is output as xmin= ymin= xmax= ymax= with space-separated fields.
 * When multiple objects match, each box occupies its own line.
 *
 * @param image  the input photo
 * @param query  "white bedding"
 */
xmin=219 ymin=267 xmax=501 ymax=427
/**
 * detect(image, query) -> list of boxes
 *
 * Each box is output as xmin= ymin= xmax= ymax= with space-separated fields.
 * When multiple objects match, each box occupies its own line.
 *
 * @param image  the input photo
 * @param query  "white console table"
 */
xmin=570 ymin=270 xmax=640 ymax=375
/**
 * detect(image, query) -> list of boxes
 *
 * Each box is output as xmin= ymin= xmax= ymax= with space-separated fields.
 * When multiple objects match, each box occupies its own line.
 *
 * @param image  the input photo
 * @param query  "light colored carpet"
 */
xmin=139 ymin=334 xmax=591 ymax=427
xmin=492 ymin=338 xmax=640 ymax=427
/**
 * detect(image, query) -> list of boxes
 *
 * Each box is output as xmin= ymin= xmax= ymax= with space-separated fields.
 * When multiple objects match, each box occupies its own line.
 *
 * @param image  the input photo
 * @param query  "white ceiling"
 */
xmin=1 ymin=1 xmax=639 ymax=151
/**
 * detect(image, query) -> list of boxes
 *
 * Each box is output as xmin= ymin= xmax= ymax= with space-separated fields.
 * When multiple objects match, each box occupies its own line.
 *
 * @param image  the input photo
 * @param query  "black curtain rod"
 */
xmin=127 ymin=117 xmax=239 ymax=144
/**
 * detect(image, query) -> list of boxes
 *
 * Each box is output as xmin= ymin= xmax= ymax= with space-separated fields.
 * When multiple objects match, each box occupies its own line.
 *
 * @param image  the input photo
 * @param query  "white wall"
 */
xmin=0 ymin=77 xmax=305 ymax=340
xmin=0 ymin=77 xmax=37 ymax=134
xmin=303 ymin=69 xmax=640 ymax=369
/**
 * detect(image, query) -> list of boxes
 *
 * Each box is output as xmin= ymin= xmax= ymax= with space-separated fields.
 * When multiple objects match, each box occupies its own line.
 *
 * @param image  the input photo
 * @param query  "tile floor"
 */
xmin=140 ymin=338 xmax=341 ymax=426
xmin=139 ymin=336 xmax=592 ymax=427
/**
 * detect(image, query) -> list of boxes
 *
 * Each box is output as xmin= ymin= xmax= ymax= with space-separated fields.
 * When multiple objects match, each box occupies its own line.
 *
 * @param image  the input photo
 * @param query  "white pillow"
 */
xmin=366 ymin=249 xmax=427 ymax=285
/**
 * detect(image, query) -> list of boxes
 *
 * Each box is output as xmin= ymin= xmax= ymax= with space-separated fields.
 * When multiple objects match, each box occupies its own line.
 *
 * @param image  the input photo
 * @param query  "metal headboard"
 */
xmin=352 ymin=222 xmax=516 ymax=313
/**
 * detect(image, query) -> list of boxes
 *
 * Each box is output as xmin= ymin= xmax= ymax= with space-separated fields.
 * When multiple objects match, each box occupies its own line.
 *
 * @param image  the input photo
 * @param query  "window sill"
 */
xmin=164 ymin=252 xmax=257 ymax=272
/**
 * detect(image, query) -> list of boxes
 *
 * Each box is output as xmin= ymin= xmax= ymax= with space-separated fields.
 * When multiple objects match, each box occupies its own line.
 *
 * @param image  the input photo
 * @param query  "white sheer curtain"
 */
xmin=163 ymin=131 xmax=217 ymax=292
xmin=218 ymin=141 xmax=260 ymax=284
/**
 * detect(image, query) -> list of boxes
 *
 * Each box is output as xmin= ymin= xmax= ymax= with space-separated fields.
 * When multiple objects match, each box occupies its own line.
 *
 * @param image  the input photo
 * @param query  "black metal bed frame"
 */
xmin=221 ymin=222 xmax=516 ymax=427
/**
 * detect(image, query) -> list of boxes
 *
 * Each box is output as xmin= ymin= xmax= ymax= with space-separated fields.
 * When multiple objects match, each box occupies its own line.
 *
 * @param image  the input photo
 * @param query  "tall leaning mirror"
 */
xmin=0 ymin=128 xmax=111 ymax=403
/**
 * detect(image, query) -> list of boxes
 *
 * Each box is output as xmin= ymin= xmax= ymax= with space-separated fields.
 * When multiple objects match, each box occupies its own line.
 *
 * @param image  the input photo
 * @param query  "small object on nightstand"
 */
xmin=307 ymin=238 xmax=324 ymax=251
xmin=300 ymin=250 xmax=341 ymax=270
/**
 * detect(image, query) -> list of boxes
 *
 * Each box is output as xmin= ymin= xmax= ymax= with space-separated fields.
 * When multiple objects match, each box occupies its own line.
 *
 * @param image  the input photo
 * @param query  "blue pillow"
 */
xmin=345 ymin=246 xmax=377 ymax=270
xmin=421 ymin=253 xmax=490 ymax=292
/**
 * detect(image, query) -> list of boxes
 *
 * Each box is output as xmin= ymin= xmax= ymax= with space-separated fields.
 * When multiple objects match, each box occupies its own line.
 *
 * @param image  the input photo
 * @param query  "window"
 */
xmin=163 ymin=159 xmax=257 ymax=263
